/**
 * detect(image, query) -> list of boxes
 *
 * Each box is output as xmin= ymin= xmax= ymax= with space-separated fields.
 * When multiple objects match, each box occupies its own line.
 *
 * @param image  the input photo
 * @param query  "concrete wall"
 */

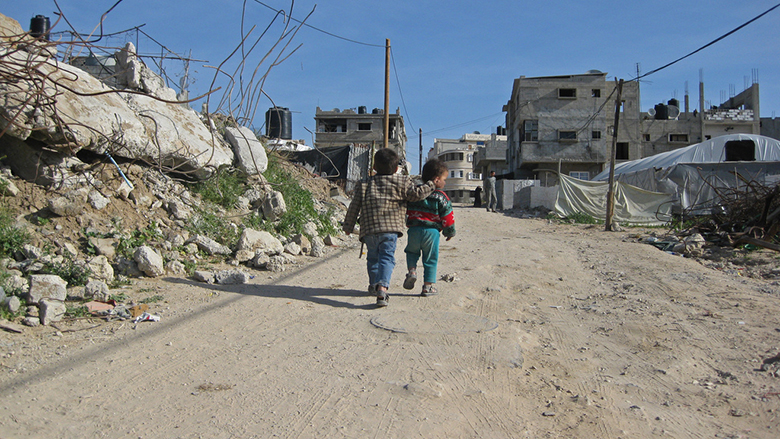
xmin=761 ymin=118 xmax=780 ymax=141
xmin=515 ymin=183 xmax=557 ymax=210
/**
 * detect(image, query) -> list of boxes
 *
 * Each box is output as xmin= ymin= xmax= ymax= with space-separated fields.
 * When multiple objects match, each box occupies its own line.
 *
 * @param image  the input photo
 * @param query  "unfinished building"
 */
xmin=503 ymin=71 xmax=761 ymax=185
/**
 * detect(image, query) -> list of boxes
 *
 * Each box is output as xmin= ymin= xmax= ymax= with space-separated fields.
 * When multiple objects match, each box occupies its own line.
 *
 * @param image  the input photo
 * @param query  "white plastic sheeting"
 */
xmin=591 ymin=134 xmax=780 ymax=213
xmin=593 ymin=134 xmax=780 ymax=181
xmin=554 ymin=174 xmax=675 ymax=225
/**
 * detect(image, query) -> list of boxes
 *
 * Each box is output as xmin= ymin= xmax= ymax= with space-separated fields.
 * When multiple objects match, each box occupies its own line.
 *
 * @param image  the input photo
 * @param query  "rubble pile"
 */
xmin=0 ymin=13 xmax=348 ymax=329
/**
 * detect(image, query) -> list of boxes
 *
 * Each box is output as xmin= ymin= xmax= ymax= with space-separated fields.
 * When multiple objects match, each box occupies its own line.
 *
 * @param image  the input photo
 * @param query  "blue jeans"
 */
xmin=363 ymin=233 xmax=398 ymax=290
xmin=405 ymin=227 xmax=440 ymax=284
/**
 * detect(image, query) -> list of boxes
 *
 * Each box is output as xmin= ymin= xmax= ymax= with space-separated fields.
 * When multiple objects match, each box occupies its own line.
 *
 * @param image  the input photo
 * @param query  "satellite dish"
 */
xmin=668 ymin=105 xmax=680 ymax=120
xmin=648 ymin=108 xmax=656 ymax=117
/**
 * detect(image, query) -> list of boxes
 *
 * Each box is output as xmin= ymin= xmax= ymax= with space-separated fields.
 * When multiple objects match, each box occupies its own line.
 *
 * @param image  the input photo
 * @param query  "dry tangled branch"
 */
xmin=1 ymin=0 xmax=309 ymax=181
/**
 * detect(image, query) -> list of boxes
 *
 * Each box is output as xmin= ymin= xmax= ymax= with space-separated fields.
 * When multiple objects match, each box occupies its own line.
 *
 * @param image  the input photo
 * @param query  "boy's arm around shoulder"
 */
xmin=405 ymin=178 xmax=435 ymax=202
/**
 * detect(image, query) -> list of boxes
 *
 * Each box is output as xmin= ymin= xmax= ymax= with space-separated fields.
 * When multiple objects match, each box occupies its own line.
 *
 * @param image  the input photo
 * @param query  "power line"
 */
xmin=390 ymin=48 xmax=414 ymax=133
xmin=632 ymin=2 xmax=780 ymax=82
xmin=252 ymin=1 xmax=385 ymax=48
xmin=423 ymin=113 xmax=506 ymax=137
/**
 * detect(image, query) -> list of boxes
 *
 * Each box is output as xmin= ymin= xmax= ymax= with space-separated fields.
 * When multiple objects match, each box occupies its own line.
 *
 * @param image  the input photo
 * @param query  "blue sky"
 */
xmin=4 ymin=1 xmax=780 ymax=172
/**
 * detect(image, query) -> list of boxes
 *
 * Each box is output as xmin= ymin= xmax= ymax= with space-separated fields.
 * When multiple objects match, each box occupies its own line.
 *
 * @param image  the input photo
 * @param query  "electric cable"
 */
xmin=631 ymin=2 xmax=780 ymax=82
xmin=253 ymin=1 xmax=385 ymax=48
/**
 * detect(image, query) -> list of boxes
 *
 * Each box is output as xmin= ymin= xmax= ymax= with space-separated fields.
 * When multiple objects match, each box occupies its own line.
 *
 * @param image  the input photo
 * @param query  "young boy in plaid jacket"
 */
xmin=342 ymin=149 xmax=435 ymax=307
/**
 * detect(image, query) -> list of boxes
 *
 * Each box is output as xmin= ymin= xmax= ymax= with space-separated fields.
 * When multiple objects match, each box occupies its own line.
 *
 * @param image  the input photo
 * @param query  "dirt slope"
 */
xmin=1 ymin=207 xmax=779 ymax=438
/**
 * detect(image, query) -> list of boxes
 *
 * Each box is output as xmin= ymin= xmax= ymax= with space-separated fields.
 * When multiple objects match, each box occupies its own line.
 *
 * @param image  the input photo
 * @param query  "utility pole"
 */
xmin=605 ymin=78 xmax=624 ymax=231
xmin=419 ymin=128 xmax=423 ymax=175
xmin=383 ymin=39 xmax=390 ymax=150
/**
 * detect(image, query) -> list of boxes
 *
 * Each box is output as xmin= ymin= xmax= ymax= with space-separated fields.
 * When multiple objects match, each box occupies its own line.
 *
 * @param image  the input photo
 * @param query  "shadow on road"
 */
xmin=165 ymin=277 xmax=377 ymax=310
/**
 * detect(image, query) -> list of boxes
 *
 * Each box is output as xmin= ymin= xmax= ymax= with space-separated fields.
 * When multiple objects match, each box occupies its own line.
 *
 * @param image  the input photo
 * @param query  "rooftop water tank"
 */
xmin=30 ymin=15 xmax=50 ymax=41
xmin=653 ymin=103 xmax=668 ymax=120
xmin=265 ymin=107 xmax=292 ymax=140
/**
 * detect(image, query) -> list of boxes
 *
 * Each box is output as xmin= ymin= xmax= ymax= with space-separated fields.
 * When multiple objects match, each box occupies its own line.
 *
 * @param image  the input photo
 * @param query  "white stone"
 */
xmin=27 ymin=274 xmax=67 ymax=302
xmin=224 ymin=126 xmax=268 ymax=175
xmin=134 ymin=246 xmax=165 ymax=277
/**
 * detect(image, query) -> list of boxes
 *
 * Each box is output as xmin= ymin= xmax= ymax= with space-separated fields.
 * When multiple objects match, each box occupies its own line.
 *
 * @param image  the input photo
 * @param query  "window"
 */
xmin=458 ymin=170 xmax=464 ymax=178
xmin=592 ymin=89 xmax=601 ymax=98
xmin=449 ymin=171 xmax=456 ymax=178
xmin=669 ymin=134 xmax=689 ymax=143
xmin=558 ymin=130 xmax=577 ymax=141
xmin=570 ymin=171 xmax=589 ymax=180
xmin=468 ymin=172 xmax=480 ymax=180
xmin=725 ymin=140 xmax=756 ymax=161
xmin=616 ymin=142 xmax=629 ymax=160
xmin=467 ymin=153 xmax=473 ymax=162
xmin=643 ymin=134 xmax=651 ymax=141
xmin=443 ymin=152 xmax=464 ymax=162
xmin=591 ymin=130 xmax=601 ymax=139
xmin=357 ymin=123 xmax=371 ymax=131
xmin=523 ymin=120 xmax=538 ymax=141
xmin=319 ymin=119 xmax=347 ymax=132
xmin=558 ymin=88 xmax=577 ymax=99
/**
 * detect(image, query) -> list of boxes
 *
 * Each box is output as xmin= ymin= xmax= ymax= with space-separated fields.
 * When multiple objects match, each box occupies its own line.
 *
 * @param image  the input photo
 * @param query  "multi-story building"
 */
xmin=503 ymin=71 xmax=760 ymax=184
xmin=472 ymin=130 xmax=509 ymax=178
xmin=429 ymin=133 xmax=505 ymax=203
xmin=313 ymin=106 xmax=407 ymax=163
xmin=504 ymin=71 xmax=640 ymax=183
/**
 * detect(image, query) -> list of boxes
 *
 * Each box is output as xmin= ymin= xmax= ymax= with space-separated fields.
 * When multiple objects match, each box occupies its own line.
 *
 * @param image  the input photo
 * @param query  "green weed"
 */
xmin=40 ymin=258 xmax=92 ymax=287
xmin=192 ymin=165 xmax=247 ymax=209
xmin=0 ymin=207 xmax=29 ymax=258
xmin=116 ymin=222 xmax=164 ymax=258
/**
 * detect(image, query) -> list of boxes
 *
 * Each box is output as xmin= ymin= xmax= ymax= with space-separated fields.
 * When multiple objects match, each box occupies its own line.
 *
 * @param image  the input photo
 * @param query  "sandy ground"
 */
xmin=1 ymin=206 xmax=780 ymax=438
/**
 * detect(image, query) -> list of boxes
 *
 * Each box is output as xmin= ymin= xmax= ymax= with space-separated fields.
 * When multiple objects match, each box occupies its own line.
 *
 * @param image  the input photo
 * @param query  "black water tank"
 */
xmin=654 ymin=103 xmax=668 ymax=120
xmin=358 ymin=106 xmax=367 ymax=114
xmin=667 ymin=98 xmax=680 ymax=108
xmin=30 ymin=15 xmax=50 ymax=40
xmin=265 ymin=107 xmax=292 ymax=139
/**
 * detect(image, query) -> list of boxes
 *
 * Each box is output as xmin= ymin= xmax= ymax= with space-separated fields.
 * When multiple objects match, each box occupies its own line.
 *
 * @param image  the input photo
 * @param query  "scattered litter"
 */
xmin=439 ymin=272 xmax=458 ymax=282
xmin=133 ymin=312 xmax=161 ymax=323
xmin=85 ymin=301 xmax=114 ymax=313
xmin=550 ymin=305 xmax=562 ymax=309
xmin=542 ymin=411 xmax=556 ymax=417
xmin=129 ymin=303 xmax=149 ymax=318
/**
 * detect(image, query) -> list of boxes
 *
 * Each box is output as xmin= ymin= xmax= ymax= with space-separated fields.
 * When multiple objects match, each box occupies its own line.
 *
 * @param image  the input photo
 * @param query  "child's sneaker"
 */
xmin=421 ymin=285 xmax=438 ymax=297
xmin=403 ymin=271 xmax=417 ymax=290
xmin=376 ymin=290 xmax=389 ymax=307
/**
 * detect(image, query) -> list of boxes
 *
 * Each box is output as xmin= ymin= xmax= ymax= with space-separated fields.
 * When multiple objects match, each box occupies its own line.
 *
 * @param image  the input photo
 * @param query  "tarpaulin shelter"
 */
xmin=554 ymin=174 xmax=675 ymax=225
xmin=592 ymin=134 xmax=780 ymax=214
xmin=279 ymin=144 xmax=372 ymax=193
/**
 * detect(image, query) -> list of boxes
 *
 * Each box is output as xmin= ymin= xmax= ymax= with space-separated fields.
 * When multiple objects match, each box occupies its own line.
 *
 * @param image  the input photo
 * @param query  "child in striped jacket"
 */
xmin=403 ymin=158 xmax=456 ymax=296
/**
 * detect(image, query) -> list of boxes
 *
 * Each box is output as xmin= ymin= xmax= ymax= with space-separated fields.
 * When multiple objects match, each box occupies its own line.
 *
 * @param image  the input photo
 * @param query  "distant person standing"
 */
xmin=484 ymin=170 xmax=497 ymax=212
xmin=473 ymin=186 xmax=482 ymax=207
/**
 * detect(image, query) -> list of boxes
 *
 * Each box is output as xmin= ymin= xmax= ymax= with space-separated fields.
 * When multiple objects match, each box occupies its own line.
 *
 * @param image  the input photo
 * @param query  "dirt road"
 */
xmin=1 ymin=207 xmax=779 ymax=438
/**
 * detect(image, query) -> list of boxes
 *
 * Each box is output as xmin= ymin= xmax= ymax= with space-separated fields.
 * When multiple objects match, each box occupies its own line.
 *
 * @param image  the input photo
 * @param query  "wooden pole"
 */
xmin=383 ymin=38 xmax=390 ymax=150
xmin=605 ymin=78 xmax=624 ymax=231
xmin=419 ymin=128 xmax=423 ymax=175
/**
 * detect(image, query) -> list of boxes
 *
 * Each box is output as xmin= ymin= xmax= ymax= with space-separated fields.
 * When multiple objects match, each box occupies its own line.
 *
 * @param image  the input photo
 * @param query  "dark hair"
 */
xmin=374 ymin=148 xmax=399 ymax=174
xmin=422 ymin=158 xmax=448 ymax=182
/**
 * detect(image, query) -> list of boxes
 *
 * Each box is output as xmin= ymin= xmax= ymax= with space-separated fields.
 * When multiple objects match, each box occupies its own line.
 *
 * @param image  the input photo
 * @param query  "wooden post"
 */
xmin=383 ymin=39 xmax=390 ymax=150
xmin=419 ymin=128 xmax=423 ymax=175
xmin=605 ymin=78 xmax=624 ymax=231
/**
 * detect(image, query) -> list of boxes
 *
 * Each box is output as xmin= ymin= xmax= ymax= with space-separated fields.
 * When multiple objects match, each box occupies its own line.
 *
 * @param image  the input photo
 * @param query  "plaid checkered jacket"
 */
xmin=342 ymin=174 xmax=435 ymax=241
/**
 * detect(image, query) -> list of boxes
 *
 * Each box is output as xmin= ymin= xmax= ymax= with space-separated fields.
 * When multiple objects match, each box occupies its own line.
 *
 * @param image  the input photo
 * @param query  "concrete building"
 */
xmin=472 ymin=131 xmax=510 ymax=178
xmin=314 ymin=106 xmax=407 ymax=163
xmin=428 ymin=133 xmax=498 ymax=203
xmin=504 ymin=72 xmax=638 ymax=184
xmin=503 ymin=71 xmax=761 ymax=185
